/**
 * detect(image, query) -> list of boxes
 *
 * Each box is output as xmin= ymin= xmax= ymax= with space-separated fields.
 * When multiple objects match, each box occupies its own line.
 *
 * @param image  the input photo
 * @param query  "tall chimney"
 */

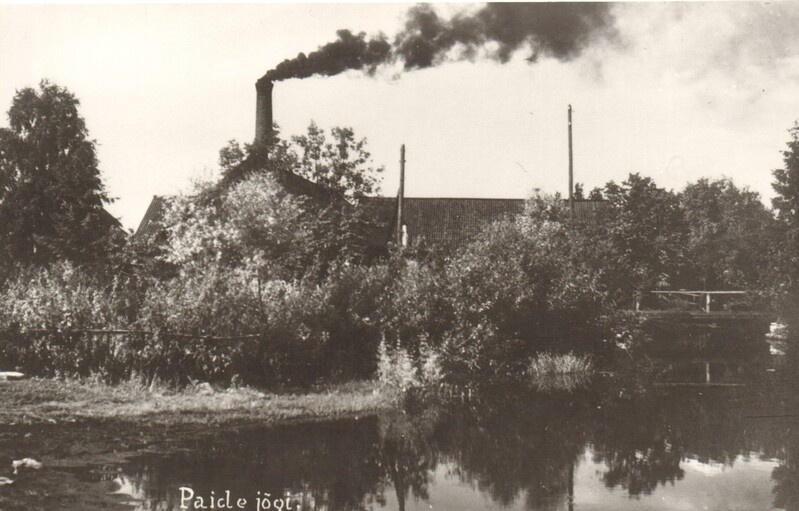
xmin=255 ymin=79 xmax=274 ymax=144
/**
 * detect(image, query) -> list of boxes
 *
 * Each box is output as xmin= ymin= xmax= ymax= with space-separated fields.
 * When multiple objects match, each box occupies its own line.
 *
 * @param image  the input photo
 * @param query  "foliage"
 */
xmin=436 ymin=197 xmax=617 ymax=380
xmin=595 ymin=174 xmax=687 ymax=304
xmin=134 ymin=263 xmax=384 ymax=386
xmin=136 ymin=265 xmax=262 ymax=336
xmin=773 ymin=124 xmax=799 ymax=228
xmin=218 ymin=121 xmax=383 ymax=199
xmin=0 ymin=261 xmax=132 ymax=331
xmin=377 ymin=339 xmax=443 ymax=392
xmin=164 ymin=173 xmax=313 ymax=280
xmin=373 ymin=254 xmax=452 ymax=355
xmin=680 ymin=178 xmax=776 ymax=291
xmin=772 ymin=123 xmax=799 ymax=338
xmin=570 ymin=174 xmax=777 ymax=312
xmin=0 ymin=81 xmax=123 ymax=269
xmin=2 ymin=88 xmax=785 ymax=387
xmin=377 ymin=340 xmax=419 ymax=391
xmin=291 ymin=121 xmax=383 ymax=198
xmin=166 ymin=128 xmax=386 ymax=282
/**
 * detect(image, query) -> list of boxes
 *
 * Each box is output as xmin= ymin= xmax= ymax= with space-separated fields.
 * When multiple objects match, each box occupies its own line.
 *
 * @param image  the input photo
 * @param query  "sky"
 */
xmin=2 ymin=2 xmax=799 ymax=231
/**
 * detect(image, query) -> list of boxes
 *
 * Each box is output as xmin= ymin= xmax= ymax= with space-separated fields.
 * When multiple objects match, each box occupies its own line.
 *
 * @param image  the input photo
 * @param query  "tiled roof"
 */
xmin=359 ymin=197 xmax=398 ymax=247
xmin=572 ymin=200 xmax=607 ymax=222
xmin=361 ymin=198 xmax=607 ymax=247
xmin=133 ymin=195 xmax=171 ymax=242
xmin=401 ymin=198 xmax=525 ymax=246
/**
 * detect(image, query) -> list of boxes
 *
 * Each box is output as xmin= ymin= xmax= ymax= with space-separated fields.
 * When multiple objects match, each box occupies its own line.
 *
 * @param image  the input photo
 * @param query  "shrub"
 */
xmin=377 ymin=340 xmax=444 ymax=392
xmin=136 ymin=265 xmax=263 ymax=336
xmin=0 ymin=261 xmax=132 ymax=331
xmin=0 ymin=189 xmax=636 ymax=389
xmin=437 ymin=210 xmax=614 ymax=376
xmin=372 ymin=254 xmax=452 ymax=356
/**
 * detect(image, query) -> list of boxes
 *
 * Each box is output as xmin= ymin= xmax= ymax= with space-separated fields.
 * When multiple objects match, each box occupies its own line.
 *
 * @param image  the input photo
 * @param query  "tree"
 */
xmin=0 ymin=80 xmax=121 ymax=267
xmin=216 ymin=121 xmax=383 ymax=199
xmin=573 ymin=183 xmax=585 ymax=200
xmin=588 ymin=187 xmax=605 ymax=201
xmin=587 ymin=174 xmax=687 ymax=306
xmin=772 ymin=124 xmax=799 ymax=336
xmin=291 ymin=121 xmax=383 ymax=199
xmin=680 ymin=178 xmax=776 ymax=291
xmin=773 ymin=124 xmax=799 ymax=229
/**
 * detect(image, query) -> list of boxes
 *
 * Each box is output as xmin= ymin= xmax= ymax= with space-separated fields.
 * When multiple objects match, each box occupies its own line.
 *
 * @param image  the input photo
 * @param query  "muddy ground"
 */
xmin=0 ymin=378 xmax=389 ymax=510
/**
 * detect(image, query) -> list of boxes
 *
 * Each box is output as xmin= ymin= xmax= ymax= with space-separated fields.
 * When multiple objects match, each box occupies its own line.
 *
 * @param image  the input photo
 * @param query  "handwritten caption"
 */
xmin=179 ymin=488 xmax=298 ymax=511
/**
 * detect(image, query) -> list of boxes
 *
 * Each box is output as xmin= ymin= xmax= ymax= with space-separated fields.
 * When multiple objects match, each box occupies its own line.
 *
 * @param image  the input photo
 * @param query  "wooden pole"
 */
xmin=568 ymin=105 xmax=574 ymax=221
xmin=396 ymin=144 xmax=406 ymax=246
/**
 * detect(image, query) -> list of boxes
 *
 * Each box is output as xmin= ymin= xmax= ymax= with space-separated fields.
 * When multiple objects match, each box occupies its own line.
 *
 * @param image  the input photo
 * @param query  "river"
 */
xmin=1 ymin=339 xmax=797 ymax=510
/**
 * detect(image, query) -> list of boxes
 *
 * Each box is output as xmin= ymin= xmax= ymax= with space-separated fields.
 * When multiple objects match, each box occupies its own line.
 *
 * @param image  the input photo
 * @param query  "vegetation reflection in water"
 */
xmin=112 ymin=362 xmax=799 ymax=511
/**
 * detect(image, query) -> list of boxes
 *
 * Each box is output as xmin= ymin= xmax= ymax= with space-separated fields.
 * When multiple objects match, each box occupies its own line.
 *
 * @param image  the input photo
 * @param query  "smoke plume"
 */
xmin=263 ymin=29 xmax=391 ymax=82
xmin=259 ymin=3 xmax=617 ymax=84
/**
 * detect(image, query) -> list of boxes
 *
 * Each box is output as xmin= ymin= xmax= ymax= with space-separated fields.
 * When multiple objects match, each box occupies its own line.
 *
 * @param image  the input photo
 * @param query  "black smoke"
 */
xmin=262 ymin=29 xmax=391 ymax=83
xmin=259 ymin=3 xmax=617 ymax=83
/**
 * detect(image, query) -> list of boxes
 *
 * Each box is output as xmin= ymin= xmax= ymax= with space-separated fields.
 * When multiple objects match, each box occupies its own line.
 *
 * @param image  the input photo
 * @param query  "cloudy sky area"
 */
xmin=2 ymin=2 xmax=799 ymax=230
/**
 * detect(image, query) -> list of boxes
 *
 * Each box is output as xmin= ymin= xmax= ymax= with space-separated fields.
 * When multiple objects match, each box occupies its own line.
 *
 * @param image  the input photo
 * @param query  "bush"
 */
xmin=0 ymin=261 xmax=133 ymax=331
xmin=436 ymin=210 xmax=615 ymax=377
xmin=0 ymin=189 xmax=637 ymax=388
xmin=372 ymin=254 xmax=452 ymax=356
xmin=377 ymin=339 xmax=443 ymax=392
xmin=136 ymin=265 xmax=262 ymax=336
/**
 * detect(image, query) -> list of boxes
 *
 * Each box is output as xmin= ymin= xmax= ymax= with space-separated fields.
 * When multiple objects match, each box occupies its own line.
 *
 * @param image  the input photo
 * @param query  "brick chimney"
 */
xmin=255 ymin=79 xmax=274 ymax=144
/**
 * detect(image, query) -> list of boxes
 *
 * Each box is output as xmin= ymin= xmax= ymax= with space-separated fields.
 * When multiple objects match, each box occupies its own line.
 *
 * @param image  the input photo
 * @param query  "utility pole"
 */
xmin=396 ymin=144 xmax=406 ymax=247
xmin=568 ymin=105 xmax=574 ymax=221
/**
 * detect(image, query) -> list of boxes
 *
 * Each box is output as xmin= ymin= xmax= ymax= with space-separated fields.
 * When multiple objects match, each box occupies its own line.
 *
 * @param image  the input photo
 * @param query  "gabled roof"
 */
xmin=361 ymin=197 xmax=608 ymax=248
xmin=399 ymin=197 xmax=525 ymax=246
xmin=133 ymin=195 xmax=171 ymax=242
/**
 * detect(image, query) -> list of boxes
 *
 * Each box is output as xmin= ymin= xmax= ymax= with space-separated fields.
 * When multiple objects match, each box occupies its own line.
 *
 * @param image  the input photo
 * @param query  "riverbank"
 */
xmin=0 ymin=379 xmax=390 ymax=511
xmin=0 ymin=378 xmax=390 ymax=427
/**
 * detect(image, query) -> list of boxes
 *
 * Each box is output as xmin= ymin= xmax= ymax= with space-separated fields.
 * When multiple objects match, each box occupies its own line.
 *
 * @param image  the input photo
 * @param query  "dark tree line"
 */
xmin=571 ymin=174 xmax=777 ymax=310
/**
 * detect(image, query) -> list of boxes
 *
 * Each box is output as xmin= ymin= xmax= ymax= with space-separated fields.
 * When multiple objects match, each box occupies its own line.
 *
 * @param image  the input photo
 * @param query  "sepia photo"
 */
xmin=1 ymin=2 xmax=798 ymax=510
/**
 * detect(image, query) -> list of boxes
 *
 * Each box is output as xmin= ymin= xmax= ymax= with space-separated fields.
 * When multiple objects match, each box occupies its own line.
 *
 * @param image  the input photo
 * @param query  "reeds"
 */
xmin=527 ymin=352 xmax=593 ymax=392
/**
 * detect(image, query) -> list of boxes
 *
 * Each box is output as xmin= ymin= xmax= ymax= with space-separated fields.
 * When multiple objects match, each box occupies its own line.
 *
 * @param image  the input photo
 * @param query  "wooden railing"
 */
xmin=635 ymin=290 xmax=751 ymax=313
xmin=650 ymin=290 xmax=748 ymax=313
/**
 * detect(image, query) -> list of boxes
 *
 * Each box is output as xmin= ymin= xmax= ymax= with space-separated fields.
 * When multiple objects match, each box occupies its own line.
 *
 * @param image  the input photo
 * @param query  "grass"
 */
xmin=527 ymin=352 xmax=594 ymax=392
xmin=0 ymin=377 xmax=391 ymax=426
xmin=0 ymin=378 xmax=394 ymax=510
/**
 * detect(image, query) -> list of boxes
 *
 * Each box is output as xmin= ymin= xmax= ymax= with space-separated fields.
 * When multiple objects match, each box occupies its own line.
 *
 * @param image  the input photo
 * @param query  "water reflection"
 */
xmin=109 ymin=363 xmax=799 ymax=511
